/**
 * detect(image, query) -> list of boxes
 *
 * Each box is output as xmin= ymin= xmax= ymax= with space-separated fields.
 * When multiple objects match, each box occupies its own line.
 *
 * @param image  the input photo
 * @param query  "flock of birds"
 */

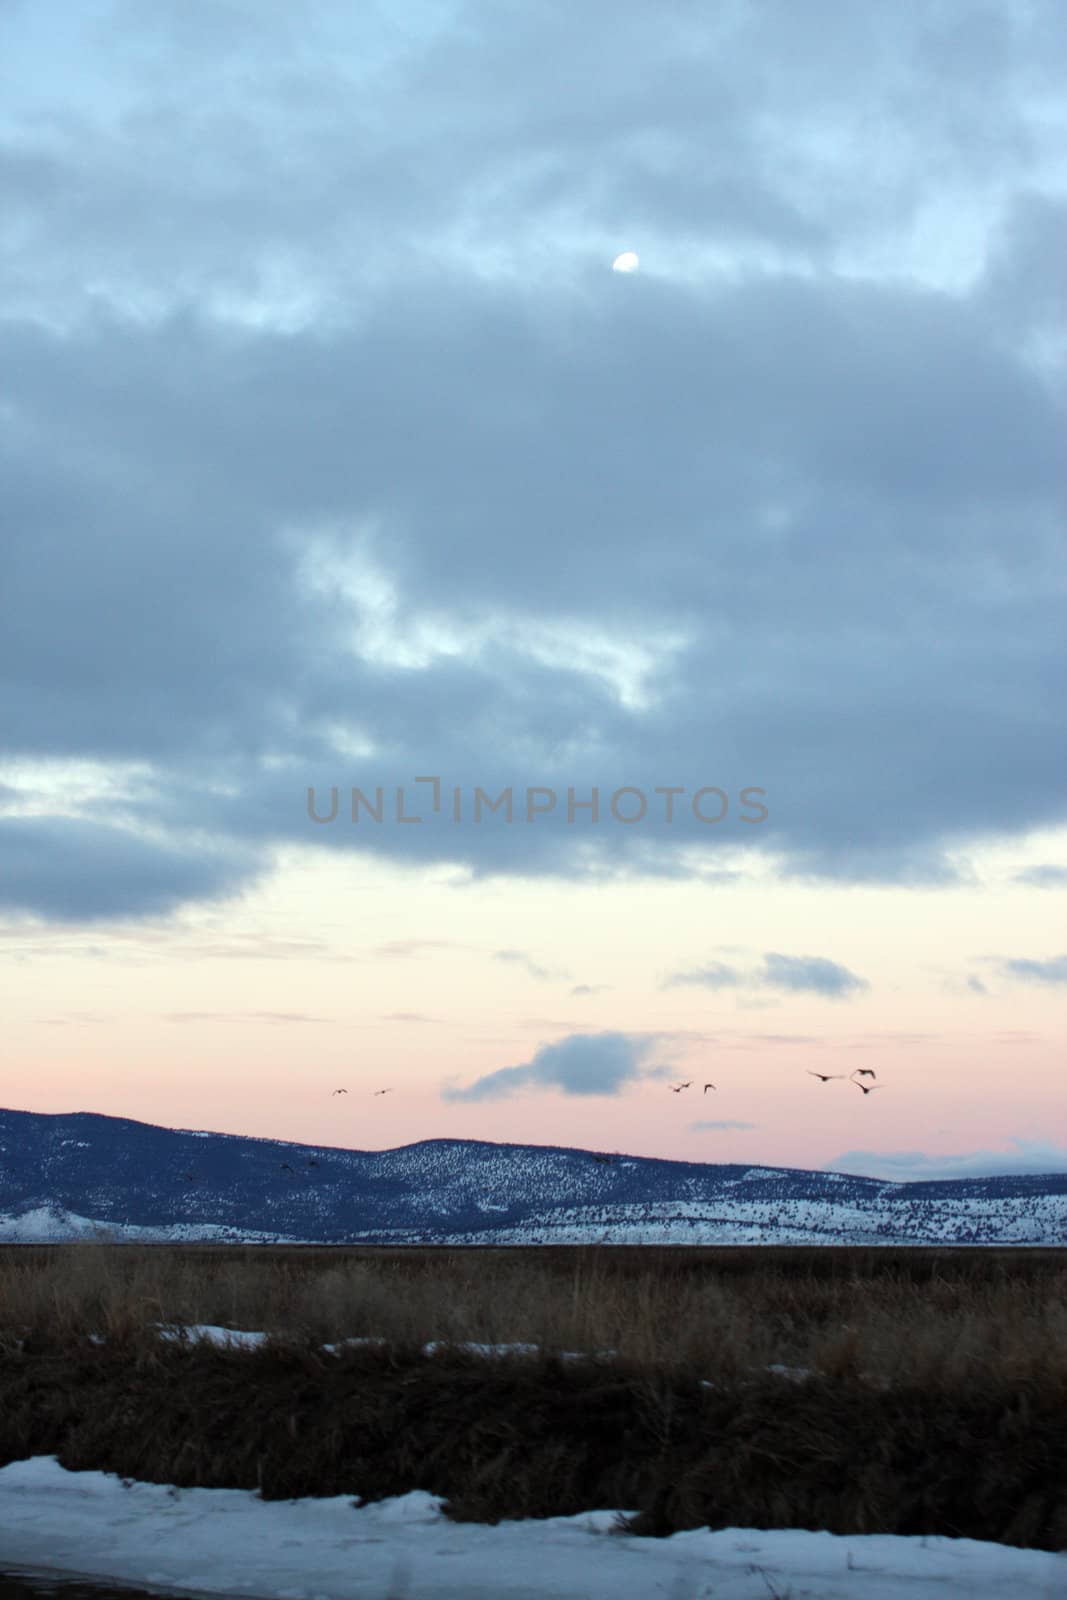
xmin=666 ymin=1068 xmax=880 ymax=1096
xmin=181 ymin=1070 xmax=883 ymax=1184
xmin=807 ymin=1068 xmax=880 ymax=1094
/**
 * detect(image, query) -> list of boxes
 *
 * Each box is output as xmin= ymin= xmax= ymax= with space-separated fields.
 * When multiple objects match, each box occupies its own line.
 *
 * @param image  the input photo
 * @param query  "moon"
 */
xmin=612 ymin=251 xmax=639 ymax=273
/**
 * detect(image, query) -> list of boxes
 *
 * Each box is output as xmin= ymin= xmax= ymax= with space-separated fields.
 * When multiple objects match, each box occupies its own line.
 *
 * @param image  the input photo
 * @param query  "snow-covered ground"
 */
xmin=151 ymin=1324 xmax=620 ymax=1362
xmin=3 ymin=1326 xmax=1063 ymax=1596
xmin=0 ymin=1206 xmax=305 ymax=1245
xmin=3 ymin=1185 xmax=1067 ymax=1247
xmin=1 ymin=1457 xmax=1065 ymax=1600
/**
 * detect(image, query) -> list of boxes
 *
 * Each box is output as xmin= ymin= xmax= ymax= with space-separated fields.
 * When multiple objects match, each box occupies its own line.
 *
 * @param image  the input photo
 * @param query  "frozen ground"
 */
xmin=3 ymin=1326 xmax=1064 ymax=1597
xmin=1 ymin=1457 xmax=1065 ymax=1600
xmin=151 ymin=1324 xmax=620 ymax=1362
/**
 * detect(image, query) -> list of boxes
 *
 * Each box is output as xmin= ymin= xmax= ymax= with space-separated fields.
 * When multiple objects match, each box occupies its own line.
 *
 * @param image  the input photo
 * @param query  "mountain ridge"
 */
xmin=1 ymin=1107 xmax=1065 ymax=1245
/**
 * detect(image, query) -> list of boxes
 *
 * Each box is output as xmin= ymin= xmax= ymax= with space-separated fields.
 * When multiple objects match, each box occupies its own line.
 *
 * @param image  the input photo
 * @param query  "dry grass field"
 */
xmin=1 ymin=1244 xmax=1066 ymax=1548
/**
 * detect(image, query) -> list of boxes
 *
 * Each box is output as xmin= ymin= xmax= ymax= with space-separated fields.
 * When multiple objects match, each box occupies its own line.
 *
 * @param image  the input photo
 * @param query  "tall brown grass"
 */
xmin=2 ymin=1246 xmax=1066 ymax=1546
xmin=2 ymin=1244 xmax=1066 ymax=1391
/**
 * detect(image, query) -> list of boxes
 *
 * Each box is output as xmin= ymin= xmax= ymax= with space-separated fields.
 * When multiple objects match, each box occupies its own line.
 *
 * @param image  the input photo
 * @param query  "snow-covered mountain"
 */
xmin=1 ymin=1107 xmax=1066 ymax=1245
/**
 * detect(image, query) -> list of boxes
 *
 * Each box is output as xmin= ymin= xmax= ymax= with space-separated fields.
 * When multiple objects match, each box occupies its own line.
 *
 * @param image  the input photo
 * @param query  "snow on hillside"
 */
xmin=2 ymin=1107 xmax=1066 ymax=1246
xmin=0 ymin=1206 xmax=306 ymax=1246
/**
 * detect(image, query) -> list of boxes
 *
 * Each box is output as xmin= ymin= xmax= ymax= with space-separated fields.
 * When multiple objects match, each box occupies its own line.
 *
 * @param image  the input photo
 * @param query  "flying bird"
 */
xmin=670 ymin=1081 xmax=693 ymax=1093
xmin=280 ymin=1162 xmax=294 ymax=1172
xmin=373 ymin=1088 xmax=393 ymax=1096
xmin=853 ymin=1081 xmax=882 ymax=1096
xmin=704 ymin=1083 xmax=716 ymax=1093
xmin=851 ymin=1069 xmax=877 ymax=1080
xmin=331 ymin=1088 xmax=348 ymax=1096
xmin=807 ymin=1071 xmax=845 ymax=1082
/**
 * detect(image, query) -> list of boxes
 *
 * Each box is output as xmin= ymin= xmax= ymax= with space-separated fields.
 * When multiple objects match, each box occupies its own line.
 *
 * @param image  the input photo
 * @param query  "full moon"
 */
xmin=612 ymin=251 xmax=639 ymax=273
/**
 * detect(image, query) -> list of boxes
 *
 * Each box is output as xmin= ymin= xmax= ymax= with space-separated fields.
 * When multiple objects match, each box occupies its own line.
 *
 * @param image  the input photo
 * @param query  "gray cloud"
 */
xmin=998 ymin=954 xmax=1067 ymax=986
xmin=665 ymin=953 xmax=868 ymax=999
xmin=760 ymin=953 xmax=869 ymax=999
xmin=0 ymin=816 xmax=259 ymax=922
xmin=827 ymin=1140 xmax=1067 ymax=1181
xmin=1012 ymin=865 xmax=1067 ymax=888
xmin=1 ymin=1 xmax=1065 ymax=919
xmin=441 ymin=1030 xmax=664 ymax=1101
xmin=494 ymin=948 xmax=570 ymax=982
xmin=665 ymin=961 xmax=742 ymax=991
xmin=690 ymin=1120 xmax=759 ymax=1132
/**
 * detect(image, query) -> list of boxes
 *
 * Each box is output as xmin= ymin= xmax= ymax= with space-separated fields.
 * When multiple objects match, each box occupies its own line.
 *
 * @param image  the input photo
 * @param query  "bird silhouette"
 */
xmin=280 ymin=1162 xmax=294 ymax=1172
xmin=331 ymin=1088 xmax=348 ymax=1096
xmin=373 ymin=1088 xmax=393 ymax=1096
xmin=671 ymin=1081 xmax=692 ymax=1093
xmin=807 ymin=1071 xmax=845 ymax=1082
xmin=854 ymin=1081 xmax=882 ymax=1095
xmin=704 ymin=1083 xmax=716 ymax=1093
xmin=851 ymin=1069 xmax=877 ymax=1080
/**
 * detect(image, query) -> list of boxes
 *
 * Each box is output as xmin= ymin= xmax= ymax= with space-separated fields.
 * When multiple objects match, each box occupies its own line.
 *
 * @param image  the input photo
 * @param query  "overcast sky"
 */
xmin=2 ymin=0 xmax=1065 ymax=1180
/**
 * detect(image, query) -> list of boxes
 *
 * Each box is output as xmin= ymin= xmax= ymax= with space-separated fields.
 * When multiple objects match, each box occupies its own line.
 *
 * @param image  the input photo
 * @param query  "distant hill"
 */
xmin=1 ymin=1107 xmax=1065 ymax=1245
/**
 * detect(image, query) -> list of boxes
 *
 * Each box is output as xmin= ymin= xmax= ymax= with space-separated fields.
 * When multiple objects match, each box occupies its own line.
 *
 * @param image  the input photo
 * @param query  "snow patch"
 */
xmin=0 ymin=1456 xmax=1063 ymax=1599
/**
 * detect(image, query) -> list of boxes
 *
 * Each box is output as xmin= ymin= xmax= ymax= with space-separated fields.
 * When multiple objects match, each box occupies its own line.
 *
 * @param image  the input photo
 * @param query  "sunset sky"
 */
xmin=2 ymin=0 xmax=1065 ymax=1181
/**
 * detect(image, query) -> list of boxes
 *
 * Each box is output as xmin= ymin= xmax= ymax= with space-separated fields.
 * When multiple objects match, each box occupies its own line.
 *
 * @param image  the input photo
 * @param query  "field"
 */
xmin=2 ymin=1244 xmax=1066 ymax=1552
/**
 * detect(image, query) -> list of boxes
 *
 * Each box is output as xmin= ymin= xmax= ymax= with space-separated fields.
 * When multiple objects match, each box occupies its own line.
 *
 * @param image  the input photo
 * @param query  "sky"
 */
xmin=1 ymin=0 xmax=1065 ymax=1182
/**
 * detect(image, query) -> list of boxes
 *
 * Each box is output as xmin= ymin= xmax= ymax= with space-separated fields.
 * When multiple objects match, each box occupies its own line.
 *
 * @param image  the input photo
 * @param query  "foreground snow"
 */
xmin=1 ymin=1458 xmax=1064 ymax=1600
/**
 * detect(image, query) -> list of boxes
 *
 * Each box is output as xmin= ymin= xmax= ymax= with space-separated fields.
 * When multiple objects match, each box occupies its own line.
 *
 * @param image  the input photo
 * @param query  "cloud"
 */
xmin=370 ymin=941 xmax=458 ymax=959
xmin=0 ymin=2 xmax=1064 ymax=919
xmin=1012 ymin=864 xmax=1067 ymax=888
xmin=664 ymin=953 xmax=868 ymax=999
xmin=382 ymin=1011 xmax=435 ymax=1023
xmin=494 ymin=948 xmax=570 ymax=982
xmin=441 ymin=1030 xmax=663 ymax=1101
xmin=827 ymin=1140 xmax=1067 ymax=1182
xmin=0 ymin=816 xmax=259 ymax=922
xmin=690 ymin=1120 xmax=760 ymax=1132
xmin=570 ymin=983 xmax=611 ymax=997
xmin=759 ymin=953 xmax=868 ymax=999
xmin=664 ymin=961 xmax=743 ymax=991
xmin=998 ymin=954 xmax=1067 ymax=986
xmin=965 ymin=975 xmax=989 ymax=995
xmin=162 ymin=1010 xmax=330 ymax=1024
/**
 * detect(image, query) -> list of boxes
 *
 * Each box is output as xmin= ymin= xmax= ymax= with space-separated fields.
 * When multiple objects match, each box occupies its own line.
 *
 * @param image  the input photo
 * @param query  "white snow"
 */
xmin=4 ymin=1180 xmax=1067 ymax=1247
xmin=0 ymin=1208 xmax=308 ymax=1245
xmin=0 ymin=1206 xmax=113 ymax=1243
xmin=155 ymin=1324 xmax=271 ymax=1351
xmin=152 ymin=1325 xmax=618 ymax=1362
xmin=0 ymin=1456 xmax=1064 ymax=1599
